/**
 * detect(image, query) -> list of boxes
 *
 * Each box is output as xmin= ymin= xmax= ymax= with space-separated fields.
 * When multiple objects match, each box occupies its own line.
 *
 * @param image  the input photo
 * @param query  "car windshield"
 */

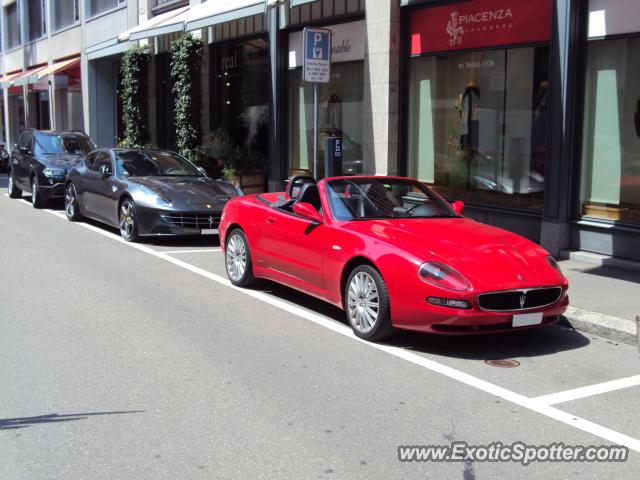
xmin=115 ymin=150 xmax=202 ymax=177
xmin=34 ymin=133 xmax=94 ymax=155
xmin=326 ymin=178 xmax=460 ymax=220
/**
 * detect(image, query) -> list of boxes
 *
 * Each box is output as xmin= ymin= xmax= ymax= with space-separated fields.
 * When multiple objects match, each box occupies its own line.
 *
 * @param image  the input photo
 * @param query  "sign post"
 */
xmin=303 ymin=27 xmax=331 ymax=179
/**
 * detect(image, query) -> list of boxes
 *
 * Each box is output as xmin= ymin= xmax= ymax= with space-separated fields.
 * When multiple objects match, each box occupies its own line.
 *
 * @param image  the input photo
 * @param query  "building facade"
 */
xmin=1 ymin=0 xmax=639 ymax=263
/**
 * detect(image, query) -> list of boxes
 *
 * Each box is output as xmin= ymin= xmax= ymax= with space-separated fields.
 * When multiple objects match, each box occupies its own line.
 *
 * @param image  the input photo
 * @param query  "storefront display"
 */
xmin=407 ymin=0 xmax=551 ymax=210
xmin=287 ymin=20 xmax=364 ymax=178
xmin=580 ymin=0 xmax=640 ymax=224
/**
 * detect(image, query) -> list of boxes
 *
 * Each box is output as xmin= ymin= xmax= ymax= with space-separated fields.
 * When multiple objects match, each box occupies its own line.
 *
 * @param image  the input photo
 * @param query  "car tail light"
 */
xmin=418 ymin=262 xmax=470 ymax=291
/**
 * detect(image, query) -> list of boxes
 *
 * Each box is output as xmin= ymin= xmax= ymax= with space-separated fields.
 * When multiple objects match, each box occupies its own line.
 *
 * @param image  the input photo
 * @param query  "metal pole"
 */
xmin=636 ymin=314 xmax=639 ymax=355
xmin=313 ymin=82 xmax=318 ymax=179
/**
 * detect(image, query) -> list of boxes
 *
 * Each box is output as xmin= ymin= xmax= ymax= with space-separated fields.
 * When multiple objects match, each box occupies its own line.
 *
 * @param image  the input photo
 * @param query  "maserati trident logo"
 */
xmin=208 ymin=216 xmax=215 ymax=228
xmin=519 ymin=292 xmax=527 ymax=309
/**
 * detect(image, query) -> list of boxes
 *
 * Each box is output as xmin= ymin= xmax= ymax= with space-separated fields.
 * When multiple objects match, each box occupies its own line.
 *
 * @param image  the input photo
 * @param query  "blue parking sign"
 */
xmin=303 ymin=27 xmax=331 ymax=83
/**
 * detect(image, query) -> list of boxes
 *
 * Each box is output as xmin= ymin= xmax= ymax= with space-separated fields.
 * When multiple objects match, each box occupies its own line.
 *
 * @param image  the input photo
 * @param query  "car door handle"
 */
xmin=267 ymin=218 xmax=275 ymax=224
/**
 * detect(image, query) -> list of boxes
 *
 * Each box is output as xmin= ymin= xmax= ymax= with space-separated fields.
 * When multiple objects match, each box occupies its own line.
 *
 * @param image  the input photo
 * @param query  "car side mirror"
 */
xmin=293 ymin=202 xmax=323 ymax=224
xmin=452 ymin=200 xmax=464 ymax=214
xmin=99 ymin=164 xmax=112 ymax=177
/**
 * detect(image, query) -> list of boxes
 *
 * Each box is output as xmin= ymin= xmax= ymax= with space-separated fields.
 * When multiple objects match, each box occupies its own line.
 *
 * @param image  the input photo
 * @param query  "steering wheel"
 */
xmin=286 ymin=175 xmax=316 ymax=199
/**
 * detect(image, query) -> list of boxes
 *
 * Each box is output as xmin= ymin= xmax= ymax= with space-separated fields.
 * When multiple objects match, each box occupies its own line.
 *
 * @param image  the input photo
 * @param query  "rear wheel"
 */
xmin=119 ymin=198 xmax=139 ymax=242
xmin=31 ymin=176 xmax=45 ymax=208
xmin=344 ymin=265 xmax=394 ymax=341
xmin=7 ymin=170 xmax=21 ymax=198
xmin=225 ymin=228 xmax=255 ymax=287
xmin=64 ymin=183 xmax=83 ymax=221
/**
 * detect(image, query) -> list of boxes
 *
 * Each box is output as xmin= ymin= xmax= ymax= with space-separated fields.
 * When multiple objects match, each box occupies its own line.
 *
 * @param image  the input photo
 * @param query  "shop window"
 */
xmin=89 ymin=0 xmax=126 ymax=18
xmin=5 ymin=3 xmax=20 ymax=50
xmin=407 ymin=47 xmax=549 ymax=210
xmin=580 ymin=37 xmax=640 ymax=224
xmin=288 ymin=62 xmax=363 ymax=177
xmin=54 ymin=0 xmax=80 ymax=31
xmin=211 ymin=37 xmax=270 ymax=169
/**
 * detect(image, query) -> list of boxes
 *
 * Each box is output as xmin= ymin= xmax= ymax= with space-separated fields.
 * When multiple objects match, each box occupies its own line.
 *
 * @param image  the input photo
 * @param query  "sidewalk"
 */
xmin=558 ymin=256 xmax=639 ymax=345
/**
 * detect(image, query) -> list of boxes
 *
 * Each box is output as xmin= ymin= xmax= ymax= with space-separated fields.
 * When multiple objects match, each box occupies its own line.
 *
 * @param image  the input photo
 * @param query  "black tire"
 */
xmin=119 ymin=198 xmax=140 ymax=242
xmin=344 ymin=264 xmax=394 ymax=341
xmin=7 ymin=169 xmax=21 ymax=199
xmin=64 ymin=183 xmax=83 ymax=221
xmin=31 ymin=175 xmax=45 ymax=208
xmin=225 ymin=228 xmax=255 ymax=287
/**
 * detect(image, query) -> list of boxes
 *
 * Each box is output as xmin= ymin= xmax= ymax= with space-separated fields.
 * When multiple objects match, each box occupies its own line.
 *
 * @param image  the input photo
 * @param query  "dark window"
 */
xmin=33 ymin=133 xmax=95 ymax=155
xmin=54 ymin=0 xmax=80 ymax=31
xmin=18 ymin=132 xmax=32 ymax=151
xmin=93 ymin=153 xmax=113 ymax=174
xmin=89 ymin=0 xmax=125 ymax=18
xmin=85 ymin=152 xmax=98 ymax=170
xmin=5 ymin=3 xmax=20 ymax=50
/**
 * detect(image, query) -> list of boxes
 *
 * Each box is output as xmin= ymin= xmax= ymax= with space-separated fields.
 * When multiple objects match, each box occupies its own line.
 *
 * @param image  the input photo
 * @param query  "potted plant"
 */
xmin=223 ymin=147 xmax=267 ymax=193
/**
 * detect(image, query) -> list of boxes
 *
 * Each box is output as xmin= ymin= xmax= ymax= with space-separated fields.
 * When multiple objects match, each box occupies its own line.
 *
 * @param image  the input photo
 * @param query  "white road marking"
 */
xmin=533 ymin=375 xmax=640 ymax=406
xmin=160 ymin=249 xmax=221 ymax=254
xmin=6 ymin=194 xmax=640 ymax=453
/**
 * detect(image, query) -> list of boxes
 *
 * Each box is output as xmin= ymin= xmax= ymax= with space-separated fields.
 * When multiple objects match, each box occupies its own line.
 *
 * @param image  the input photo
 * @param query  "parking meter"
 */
xmin=324 ymin=136 xmax=342 ymax=178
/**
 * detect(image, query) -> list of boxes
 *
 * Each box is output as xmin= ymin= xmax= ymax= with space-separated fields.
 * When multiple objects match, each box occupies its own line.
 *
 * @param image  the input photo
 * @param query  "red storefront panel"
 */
xmin=410 ymin=0 xmax=552 ymax=55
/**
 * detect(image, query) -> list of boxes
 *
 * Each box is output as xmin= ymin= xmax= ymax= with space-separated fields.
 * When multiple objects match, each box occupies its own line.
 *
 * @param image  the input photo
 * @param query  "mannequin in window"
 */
xmin=456 ymin=80 xmax=480 ymax=188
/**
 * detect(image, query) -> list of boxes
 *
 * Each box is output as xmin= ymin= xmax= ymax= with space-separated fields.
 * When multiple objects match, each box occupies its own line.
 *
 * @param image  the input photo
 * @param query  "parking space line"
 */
xmin=6 ymin=196 xmax=640 ymax=453
xmin=161 ymin=249 xmax=221 ymax=254
xmin=533 ymin=375 xmax=640 ymax=406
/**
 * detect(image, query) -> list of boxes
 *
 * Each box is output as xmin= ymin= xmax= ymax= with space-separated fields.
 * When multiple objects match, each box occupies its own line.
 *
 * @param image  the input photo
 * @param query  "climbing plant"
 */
xmin=170 ymin=33 xmax=203 ymax=160
xmin=118 ymin=44 xmax=151 ymax=147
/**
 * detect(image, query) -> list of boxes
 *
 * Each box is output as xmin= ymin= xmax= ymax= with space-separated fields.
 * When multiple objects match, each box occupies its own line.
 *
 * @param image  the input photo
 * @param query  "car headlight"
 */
xmin=138 ymin=186 xmax=172 ymax=207
xmin=43 ymin=167 xmax=66 ymax=177
xmin=418 ymin=262 xmax=470 ymax=291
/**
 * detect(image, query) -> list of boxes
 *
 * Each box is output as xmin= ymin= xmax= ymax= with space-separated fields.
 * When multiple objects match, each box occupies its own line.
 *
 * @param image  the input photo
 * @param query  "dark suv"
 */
xmin=7 ymin=129 xmax=96 ymax=208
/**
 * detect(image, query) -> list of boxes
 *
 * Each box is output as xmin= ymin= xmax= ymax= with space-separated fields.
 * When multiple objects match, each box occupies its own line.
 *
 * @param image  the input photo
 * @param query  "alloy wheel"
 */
xmin=226 ymin=233 xmax=247 ymax=282
xmin=119 ymin=200 xmax=135 ymax=239
xmin=65 ymin=184 xmax=76 ymax=218
xmin=347 ymin=271 xmax=380 ymax=333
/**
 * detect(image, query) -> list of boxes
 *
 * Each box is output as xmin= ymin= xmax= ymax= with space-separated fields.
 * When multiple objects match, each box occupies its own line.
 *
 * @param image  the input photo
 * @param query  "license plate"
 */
xmin=512 ymin=312 xmax=543 ymax=327
xmin=201 ymin=229 xmax=218 ymax=235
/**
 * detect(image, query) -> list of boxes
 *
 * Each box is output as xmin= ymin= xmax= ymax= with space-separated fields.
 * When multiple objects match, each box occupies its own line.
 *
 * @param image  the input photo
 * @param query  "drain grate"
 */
xmin=485 ymin=358 xmax=520 ymax=368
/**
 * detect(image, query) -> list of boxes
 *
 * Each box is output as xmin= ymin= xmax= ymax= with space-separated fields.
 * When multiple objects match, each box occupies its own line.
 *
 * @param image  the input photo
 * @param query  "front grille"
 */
xmin=478 ymin=287 xmax=562 ymax=312
xmin=159 ymin=212 xmax=221 ymax=230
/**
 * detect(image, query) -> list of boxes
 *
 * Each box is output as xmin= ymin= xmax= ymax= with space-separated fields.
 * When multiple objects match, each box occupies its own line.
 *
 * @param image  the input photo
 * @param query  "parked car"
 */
xmin=0 ymin=143 xmax=9 ymax=172
xmin=219 ymin=175 xmax=569 ymax=341
xmin=65 ymin=148 xmax=242 ymax=242
xmin=7 ymin=129 xmax=96 ymax=207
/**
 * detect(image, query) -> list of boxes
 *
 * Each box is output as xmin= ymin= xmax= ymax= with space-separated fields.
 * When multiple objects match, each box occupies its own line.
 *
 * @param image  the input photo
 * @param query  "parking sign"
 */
xmin=303 ymin=28 xmax=331 ymax=83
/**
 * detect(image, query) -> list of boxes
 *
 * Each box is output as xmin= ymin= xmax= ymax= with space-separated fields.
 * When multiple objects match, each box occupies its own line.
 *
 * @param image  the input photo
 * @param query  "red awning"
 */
xmin=36 ymin=57 xmax=81 ymax=79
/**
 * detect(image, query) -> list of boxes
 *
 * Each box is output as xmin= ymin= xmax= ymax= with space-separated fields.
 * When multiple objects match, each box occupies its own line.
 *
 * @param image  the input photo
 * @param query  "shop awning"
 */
xmin=35 ymin=57 xmax=81 ymax=79
xmin=123 ymin=5 xmax=189 ymax=42
xmin=0 ymin=70 xmax=24 ymax=88
xmin=184 ymin=0 xmax=264 ymax=32
xmin=10 ymin=65 xmax=48 ymax=87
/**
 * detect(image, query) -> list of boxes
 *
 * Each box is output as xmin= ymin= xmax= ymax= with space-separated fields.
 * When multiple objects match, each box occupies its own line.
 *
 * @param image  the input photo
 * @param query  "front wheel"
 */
xmin=31 ymin=176 xmax=45 ymax=208
xmin=7 ymin=170 xmax=21 ymax=198
xmin=119 ymin=198 xmax=139 ymax=242
xmin=225 ymin=229 xmax=255 ymax=287
xmin=64 ymin=183 xmax=83 ymax=221
xmin=344 ymin=265 xmax=394 ymax=341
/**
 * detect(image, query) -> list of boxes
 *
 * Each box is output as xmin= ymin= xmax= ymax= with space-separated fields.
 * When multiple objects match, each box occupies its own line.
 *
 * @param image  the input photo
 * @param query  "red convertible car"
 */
xmin=219 ymin=176 xmax=569 ymax=341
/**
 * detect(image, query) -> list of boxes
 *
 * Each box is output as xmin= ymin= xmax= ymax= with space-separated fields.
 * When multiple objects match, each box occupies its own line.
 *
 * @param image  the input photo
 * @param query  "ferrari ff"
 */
xmin=65 ymin=148 xmax=242 ymax=242
xmin=219 ymin=176 xmax=569 ymax=341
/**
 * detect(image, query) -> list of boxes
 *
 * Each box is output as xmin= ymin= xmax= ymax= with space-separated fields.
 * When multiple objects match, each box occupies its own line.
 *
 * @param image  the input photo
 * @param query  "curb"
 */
xmin=560 ymin=306 xmax=637 ymax=346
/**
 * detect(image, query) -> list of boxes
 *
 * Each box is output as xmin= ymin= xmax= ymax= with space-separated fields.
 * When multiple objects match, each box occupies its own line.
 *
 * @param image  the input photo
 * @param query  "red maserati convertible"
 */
xmin=219 ymin=176 xmax=569 ymax=341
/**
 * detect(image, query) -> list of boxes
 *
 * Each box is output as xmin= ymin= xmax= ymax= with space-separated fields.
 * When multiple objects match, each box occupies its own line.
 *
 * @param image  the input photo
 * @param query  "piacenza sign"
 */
xmin=411 ymin=0 xmax=551 ymax=55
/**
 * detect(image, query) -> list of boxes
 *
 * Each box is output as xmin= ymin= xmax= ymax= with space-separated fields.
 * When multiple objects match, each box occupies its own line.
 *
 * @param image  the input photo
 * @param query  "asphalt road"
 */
xmin=1 ymin=173 xmax=639 ymax=479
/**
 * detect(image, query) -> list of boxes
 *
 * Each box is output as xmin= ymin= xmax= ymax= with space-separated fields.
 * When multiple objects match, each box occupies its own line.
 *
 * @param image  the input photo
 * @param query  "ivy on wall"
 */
xmin=118 ymin=44 xmax=151 ymax=147
xmin=170 ymin=33 xmax=203 ymax=160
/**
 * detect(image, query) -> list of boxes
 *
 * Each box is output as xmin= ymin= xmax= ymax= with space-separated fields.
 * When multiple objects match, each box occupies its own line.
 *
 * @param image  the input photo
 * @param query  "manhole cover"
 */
xmin=485 ymin=359 xmax=520 ymax=368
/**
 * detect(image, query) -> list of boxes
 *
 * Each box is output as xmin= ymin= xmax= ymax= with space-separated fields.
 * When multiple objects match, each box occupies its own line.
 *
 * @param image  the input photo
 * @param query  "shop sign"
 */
xmin=410 ymin=0 xmax=551 ymax=55
xmin=289 ymin=20 xmax=364 ymax=68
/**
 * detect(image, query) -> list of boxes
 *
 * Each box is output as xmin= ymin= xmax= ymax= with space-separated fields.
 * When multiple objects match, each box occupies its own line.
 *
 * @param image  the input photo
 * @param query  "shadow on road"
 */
xmin=254 ymin=280 xmax=591 ymax=361
xmin=0 ymin=410 xmax=144 ymax=430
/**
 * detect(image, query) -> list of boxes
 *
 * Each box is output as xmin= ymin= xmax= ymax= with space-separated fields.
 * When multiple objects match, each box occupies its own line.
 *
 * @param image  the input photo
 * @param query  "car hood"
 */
xmin=344 ymin=218 xmax=560 ymax=288
xmin=41 ymin=154 xmax=85 ymax=168
xmin=129 ymin=176 xmax=237 ymax=209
